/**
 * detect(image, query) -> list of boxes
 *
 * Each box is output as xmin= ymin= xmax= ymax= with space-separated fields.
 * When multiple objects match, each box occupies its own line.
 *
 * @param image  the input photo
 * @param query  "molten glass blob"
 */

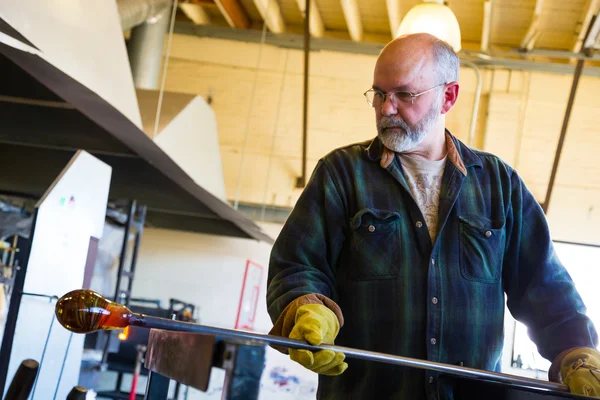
xmin=55 ymin=289 xmax=133 ymax=334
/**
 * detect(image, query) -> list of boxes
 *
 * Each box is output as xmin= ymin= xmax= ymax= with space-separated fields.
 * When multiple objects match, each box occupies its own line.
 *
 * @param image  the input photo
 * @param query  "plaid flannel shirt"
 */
xmin=266 ymin=131 xmax=598 ymax=400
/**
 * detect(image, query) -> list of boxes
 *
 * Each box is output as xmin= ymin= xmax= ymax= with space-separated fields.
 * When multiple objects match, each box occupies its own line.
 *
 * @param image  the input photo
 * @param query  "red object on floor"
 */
xmin=128 ymin=373 xmax=139 ymax=400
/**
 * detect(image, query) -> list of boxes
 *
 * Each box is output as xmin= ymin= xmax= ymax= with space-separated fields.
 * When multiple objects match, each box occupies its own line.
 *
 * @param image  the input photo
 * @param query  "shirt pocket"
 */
xmin=348 ymin=208 xmax=401 ymax=281
xmin=459 ymin=216 xmax=506 ymax=284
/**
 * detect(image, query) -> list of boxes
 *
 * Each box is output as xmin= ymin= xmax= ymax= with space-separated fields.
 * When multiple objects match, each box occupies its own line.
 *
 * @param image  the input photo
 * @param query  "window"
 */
xmin=508 ymin=241 xmax=600 ymax=375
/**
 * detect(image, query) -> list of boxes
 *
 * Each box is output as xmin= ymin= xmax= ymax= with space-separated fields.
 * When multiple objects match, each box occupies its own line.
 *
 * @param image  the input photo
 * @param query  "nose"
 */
xmin=380 ymin=95 xmax=397 ymax=116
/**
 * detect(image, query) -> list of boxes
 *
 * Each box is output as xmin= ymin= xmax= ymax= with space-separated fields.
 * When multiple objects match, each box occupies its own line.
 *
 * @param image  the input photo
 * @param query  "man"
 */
xmin=266 ymin=33 xmax=600 ymax=399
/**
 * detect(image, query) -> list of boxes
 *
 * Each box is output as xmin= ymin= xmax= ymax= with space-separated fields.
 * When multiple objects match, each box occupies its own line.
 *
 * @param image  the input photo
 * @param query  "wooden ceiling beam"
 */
xmin=213 ymin=0 xmax=251 ymax=29
xmin=341 ymin=0 xmax=363 ymax=42
xmin=179 ymin=3 xmax=212 ymax=25
xmin=252 ymin=0 xmax=286 ymax=33
xmin=481 ymin=0 xmax=492 ymax=52
xmin=295 ymin=0 xmax=324 ymax=37
xmin=187 ymin=0 xmax=218 ymax=7
xmin=583 ymin=14 xmax=600 ymax=51
xmin=385 ymin=0 xmax=401 ymax=39
xmin=574 ymin=0 xmax=600 ymax=53
xmin=520 ymin=0 xmax=544 ymax=50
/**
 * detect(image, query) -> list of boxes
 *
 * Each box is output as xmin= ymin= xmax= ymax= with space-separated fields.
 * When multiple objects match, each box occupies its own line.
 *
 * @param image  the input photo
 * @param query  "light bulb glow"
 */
xmin=396 ymin=3 xmax=462 ymax=52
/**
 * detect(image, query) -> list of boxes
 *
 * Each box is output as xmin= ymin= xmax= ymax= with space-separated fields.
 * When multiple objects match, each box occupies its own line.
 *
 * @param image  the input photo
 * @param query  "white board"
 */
xmin=5 ymin=150 xmax=111 ymax=399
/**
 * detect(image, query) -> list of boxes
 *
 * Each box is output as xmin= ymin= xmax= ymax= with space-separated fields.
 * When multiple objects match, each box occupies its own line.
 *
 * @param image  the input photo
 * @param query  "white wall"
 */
xmin=0 ymin=0 xmax=142 ymax=128
xmin=154 ymin=96 xmax=227 ymax=201
xmin=162 ymin=35 xmax=487 ymax=209
xmin=161 ymin=35 xmax=600 ymax=245
xmin=131 ymin=223 xmax=319 ymax=399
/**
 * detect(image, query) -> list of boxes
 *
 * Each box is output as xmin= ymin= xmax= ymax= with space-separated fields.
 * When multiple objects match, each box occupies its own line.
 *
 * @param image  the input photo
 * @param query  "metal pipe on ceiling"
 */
xmin=117 ymin=0 xmax=172 ymax=31
xmin=117 ymin=0 xmax=173 ymax=89
xmin=127 ymin=10 xmax=171 ymax=90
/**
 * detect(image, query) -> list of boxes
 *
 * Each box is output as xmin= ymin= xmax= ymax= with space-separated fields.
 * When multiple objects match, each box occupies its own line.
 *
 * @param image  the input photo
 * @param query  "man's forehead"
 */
xmin=373 ymin=51 xmax=434 ymax=89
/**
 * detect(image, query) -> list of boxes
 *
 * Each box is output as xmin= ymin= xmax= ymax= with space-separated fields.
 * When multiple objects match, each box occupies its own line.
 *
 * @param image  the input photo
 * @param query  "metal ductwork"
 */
xmin=117 ymin=0 xmax=171 ymax=31
xmin=117 ymin=0 xmax=172 ymax=90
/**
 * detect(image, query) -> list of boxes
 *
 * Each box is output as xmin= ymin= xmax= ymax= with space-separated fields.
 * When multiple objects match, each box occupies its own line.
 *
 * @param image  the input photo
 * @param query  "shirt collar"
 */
xmin=365 ymin=129 xmax=482 ymax=176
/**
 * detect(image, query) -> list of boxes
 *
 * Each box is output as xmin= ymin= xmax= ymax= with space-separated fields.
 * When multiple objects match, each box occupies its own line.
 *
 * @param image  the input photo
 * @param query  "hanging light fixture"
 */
xmin=396 ymin=0 xmax=462 ymax=52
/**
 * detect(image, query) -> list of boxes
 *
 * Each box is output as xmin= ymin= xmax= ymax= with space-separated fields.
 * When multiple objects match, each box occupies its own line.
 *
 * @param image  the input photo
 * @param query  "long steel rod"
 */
xmin=131 ymin=314 xmax=569 ymax=394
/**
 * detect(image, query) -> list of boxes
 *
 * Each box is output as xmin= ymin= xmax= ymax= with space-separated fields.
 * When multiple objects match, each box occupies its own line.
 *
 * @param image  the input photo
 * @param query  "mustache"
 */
xmin=377 ymin=117 xmax=409 ymax=130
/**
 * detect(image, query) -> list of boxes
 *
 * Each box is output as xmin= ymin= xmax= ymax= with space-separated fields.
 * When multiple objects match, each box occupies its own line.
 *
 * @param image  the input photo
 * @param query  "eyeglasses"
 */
xmin=363 ymin=83 xmax=446 ymax=108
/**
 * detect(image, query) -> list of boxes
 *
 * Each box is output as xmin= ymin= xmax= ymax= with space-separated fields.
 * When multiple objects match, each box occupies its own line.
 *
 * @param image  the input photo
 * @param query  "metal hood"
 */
xmin=0 ymin=18 xmax=273 ymax=243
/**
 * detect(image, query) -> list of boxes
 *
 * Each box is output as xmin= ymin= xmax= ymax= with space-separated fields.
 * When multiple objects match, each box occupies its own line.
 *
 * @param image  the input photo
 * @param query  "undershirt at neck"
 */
xmin=399 ymin=154 xmax=447 ymax=243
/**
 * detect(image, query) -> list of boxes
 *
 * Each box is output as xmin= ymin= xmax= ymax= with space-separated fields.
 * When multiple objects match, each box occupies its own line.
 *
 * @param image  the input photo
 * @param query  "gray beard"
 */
xmin=377 ymin=98 xmax=442 ymax=153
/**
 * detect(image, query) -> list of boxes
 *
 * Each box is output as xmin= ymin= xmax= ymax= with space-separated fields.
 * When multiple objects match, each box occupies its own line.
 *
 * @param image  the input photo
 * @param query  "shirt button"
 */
xmin=416 ymin=221 xmax=423 ymax=228
xmin=432 ymin=297 xmax=438 ymax=304
xmin=368 ymin=225 xmax=376 ymax=232
xmin=431 ymin=259 xmax=435 ymax=265
xmin=431 ymin=338 xmax=437 ymax=345
xmin=485 ymin=230 xmax=492 ymax=238
xmin=429 ymin=376 xmax=434 ymax=384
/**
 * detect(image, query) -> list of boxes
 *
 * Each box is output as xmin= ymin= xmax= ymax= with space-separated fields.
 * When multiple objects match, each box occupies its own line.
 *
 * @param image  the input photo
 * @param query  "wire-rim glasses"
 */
xmin=363 ymin=83 xmax=446 ymax=108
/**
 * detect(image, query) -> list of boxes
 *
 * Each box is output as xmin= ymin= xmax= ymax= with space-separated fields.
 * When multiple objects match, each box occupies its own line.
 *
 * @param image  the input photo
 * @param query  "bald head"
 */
xmin=370 ymin=33 xmax=461 ymax=158
xmin=374 ymin=33 xmax=459 ymax=90
xmin=381 ymin=32 xmax=441 ymax=59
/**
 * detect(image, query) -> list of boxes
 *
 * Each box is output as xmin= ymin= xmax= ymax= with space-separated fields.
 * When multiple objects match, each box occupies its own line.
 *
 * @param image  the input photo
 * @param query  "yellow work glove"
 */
xmin=560 ymin=348 xmax=600 ymax=397
xmin=288 ymin=304 xmax=348 ymax=376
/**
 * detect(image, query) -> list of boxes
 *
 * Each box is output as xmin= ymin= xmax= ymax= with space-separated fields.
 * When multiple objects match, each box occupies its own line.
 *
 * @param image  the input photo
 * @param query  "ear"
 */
xmin=440 ymin=82 xmax=459 ymax=114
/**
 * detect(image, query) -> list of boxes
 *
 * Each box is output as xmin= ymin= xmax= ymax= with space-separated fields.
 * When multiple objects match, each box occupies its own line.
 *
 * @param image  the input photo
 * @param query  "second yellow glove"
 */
xmin=288 ymin=304 xmax=348 ymax=376
xmin=559 ymin=348 xmax=600 ymax=397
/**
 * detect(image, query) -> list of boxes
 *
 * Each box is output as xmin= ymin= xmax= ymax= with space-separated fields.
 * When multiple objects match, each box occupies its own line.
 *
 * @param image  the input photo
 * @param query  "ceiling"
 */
xmin=177 ymin=0 xmax=600 ymax=57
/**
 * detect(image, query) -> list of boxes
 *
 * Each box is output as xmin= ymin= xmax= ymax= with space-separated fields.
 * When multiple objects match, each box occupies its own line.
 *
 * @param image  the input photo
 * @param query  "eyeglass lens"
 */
xmin=366 ymin=91 xmax=413 ymax=107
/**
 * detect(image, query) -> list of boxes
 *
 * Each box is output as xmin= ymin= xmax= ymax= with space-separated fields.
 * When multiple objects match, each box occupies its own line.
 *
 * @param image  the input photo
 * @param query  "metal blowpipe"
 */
xmin=55 ymin=289 xmax=569 ymax=394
